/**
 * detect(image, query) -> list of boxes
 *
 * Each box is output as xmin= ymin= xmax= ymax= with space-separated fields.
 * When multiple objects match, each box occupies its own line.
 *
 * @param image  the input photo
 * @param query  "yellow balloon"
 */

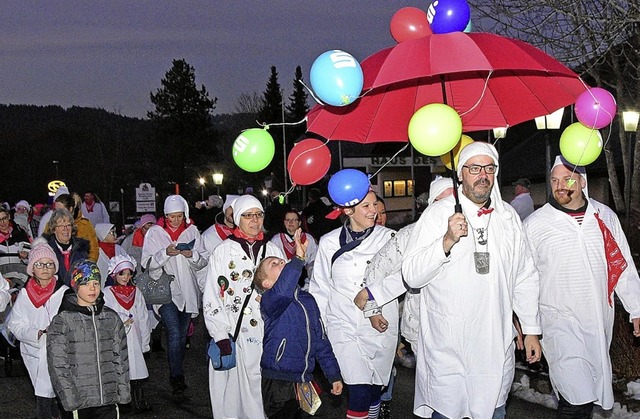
xmin=440 ymin=135 xmax=474 ymax=170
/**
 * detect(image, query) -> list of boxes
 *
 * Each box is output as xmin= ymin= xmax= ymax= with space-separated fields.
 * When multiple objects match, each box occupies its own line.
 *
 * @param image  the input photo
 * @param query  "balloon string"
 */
xmin=299 ymin=80 xmax=326 ymax=106
xmin=459 ymin=70 xmax=493 ymax=118
xmin=256 ymin=118 xmax=307 ymax=129
xmin=369 ymin=143 xmax=410 ymax=179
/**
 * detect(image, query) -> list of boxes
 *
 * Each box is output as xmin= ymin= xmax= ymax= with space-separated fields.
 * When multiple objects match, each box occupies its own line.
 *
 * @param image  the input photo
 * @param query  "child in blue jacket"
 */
xmin=254 ymin=228 xmax=342 ymax=418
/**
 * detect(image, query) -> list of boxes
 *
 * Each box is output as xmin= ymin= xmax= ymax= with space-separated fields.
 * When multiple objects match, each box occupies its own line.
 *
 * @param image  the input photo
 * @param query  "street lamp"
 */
xmin=198 ymin=177 xmax=205 ymax=201
xmin=623 ymin=111 xmax=640 ymax=231
xmin=535 ymin=107 xmax=565 ymax=198
xmin=212 ymin=173 xmax=223 ymax=196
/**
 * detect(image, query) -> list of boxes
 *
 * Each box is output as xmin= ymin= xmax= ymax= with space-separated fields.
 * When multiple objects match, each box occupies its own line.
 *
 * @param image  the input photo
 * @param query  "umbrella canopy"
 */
xmin=306 ymin=32 xmax=587 ymax=143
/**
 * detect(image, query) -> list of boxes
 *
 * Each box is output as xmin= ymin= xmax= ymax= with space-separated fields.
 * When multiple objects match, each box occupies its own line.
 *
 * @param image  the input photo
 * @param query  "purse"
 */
xmin=296 ymin=381 xmax=322 ymax=415
xmin=135 ymin=259 xmax=174 ymax=305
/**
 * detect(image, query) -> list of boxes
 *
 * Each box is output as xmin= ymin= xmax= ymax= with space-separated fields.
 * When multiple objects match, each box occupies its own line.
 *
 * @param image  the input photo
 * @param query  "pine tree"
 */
xmin=257 ymin=66 xmax=286 ymax=190
xmin=285 ymin=65 xmax=310 ymax=143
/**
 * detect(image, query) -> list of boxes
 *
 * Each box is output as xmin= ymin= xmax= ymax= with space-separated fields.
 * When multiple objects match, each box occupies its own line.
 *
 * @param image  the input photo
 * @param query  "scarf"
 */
xmin=228 ymin=234 xmax=267 ymax=264
xmin=99 ymin=242 xmax=116 ymax=259
xmin=331 ymin=224 xmax=374 ymax=266
xmin=164 ymin=222 xmax=187 ymax=242
xmin=215 ymin=223 xmax=234 ymax=241
xmin=279 ymin=232 xmax=307 ymax=260
xmin=0 ymin=226 xmax=13 ymax=244
xmin=54 ymin=239 xmax=73 ymax=270
xmin=84 ymin=201 xmax=95 ymax=213
xmin=110 ymin=285 xmax=136 ymax=310
xmin=232 ymin=227 xmax=264 ymax=243
xmin=132 ymin=228 xmax=145 ymax=247
xmin=25 ymin=277 xmax=56 ymax=308
xmin=594 ymin=212 xmax=628 ymax=307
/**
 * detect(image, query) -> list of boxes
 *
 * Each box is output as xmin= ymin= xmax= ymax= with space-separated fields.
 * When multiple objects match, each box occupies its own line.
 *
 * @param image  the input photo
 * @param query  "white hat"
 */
xmin=232 ymin=195 xmax=263 ymax=226
xmin=164 ymin=195 xmax=190 ymax=223
xmin=54 ymin=186 xmax=69 ymax=199
xmin=428 ymin=177 xmax=454 ymax=205
xmin=95 ymin=223 xmax=115 ymax=241
xmin=551 ymin=155 xmax=588 ymax=198
xmin=455 ymin=141 xmax=505 ymax=212
xmin=14 ymin=200 xmax=30 ymax=210
xmin=223 ymin=194 xmax=240 ymax=213
xmin=107 ymin=253 xmax=137 ymax=276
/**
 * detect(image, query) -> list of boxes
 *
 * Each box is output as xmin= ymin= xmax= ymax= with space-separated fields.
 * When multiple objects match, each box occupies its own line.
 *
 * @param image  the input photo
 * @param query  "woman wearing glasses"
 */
xmin=94 ymin=223 xmax=127 ymax=288
xmin=8 ymin=239 xmax=68 ymax=419
xmin=203 ymin=194 xmax=284 ymax=419
xmin=42 ymin=209 xmax=90 ymax=287
xmin=53 ymin=193 xmax=100 ymax=262
xmin=142 ymin=195 xmax=208 ymax=399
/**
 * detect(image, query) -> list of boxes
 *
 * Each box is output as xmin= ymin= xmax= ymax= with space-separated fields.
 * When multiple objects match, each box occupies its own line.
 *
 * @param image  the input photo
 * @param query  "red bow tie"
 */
xmin=477 ymin=207 xmax=494 ymax=217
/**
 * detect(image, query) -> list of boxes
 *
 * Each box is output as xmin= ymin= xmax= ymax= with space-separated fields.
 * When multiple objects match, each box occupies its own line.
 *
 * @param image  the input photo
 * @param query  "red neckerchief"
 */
xmin=25 ymin=277 xmax=56 ymax=308
xmin=132 ymin=228 xmax=145 ymax=247
xmin=85 ymin=201 xmax=95 ymax=213
xmin=110 ymin=285 xmax=136 ymax=310
xmin=232 ymin=227 xmax=264 ymax=243
xmin=99 ymin=241 xmax=116 ymax=259
xmin=0 ymin=226 xmax=13 ymax=243
xmin=164 ymin=222 xmax=187 ymax=242
xmin=594 ymin=212 xmax=628 ymax=306
xmin=214 ymin=223 xmax=234 ymax=240
xmin=279 ymin=232 xmax=307 ymax=260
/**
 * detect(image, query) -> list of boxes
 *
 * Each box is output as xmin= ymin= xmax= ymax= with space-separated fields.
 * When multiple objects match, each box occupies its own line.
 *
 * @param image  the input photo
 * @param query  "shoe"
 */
xmin=170 ymin=375 xmax=188 ymax=394
xmin=131 ymin=380 xmax=153 ymax=414
xmin=380 ymin=400 xmax=392 ymax=419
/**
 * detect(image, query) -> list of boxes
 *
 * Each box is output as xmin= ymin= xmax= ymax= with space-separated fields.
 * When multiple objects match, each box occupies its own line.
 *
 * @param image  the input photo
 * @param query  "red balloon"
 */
xmin=287 ymin=139 xmax=332 ymax=185
xmin=390 ymin=7 xmax=432 ymax=43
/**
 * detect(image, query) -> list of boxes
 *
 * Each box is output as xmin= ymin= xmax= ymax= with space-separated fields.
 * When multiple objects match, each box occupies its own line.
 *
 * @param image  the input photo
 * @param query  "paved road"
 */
xmin=1 ymin=319 xmax=556 ymax=418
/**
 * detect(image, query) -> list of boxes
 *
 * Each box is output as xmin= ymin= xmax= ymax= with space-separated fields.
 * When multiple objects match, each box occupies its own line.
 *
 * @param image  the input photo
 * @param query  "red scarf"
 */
xmin=279 ymin=232 xmax=307 ymax=260
xmin=85 ymin=201 xmax=95 ymax=213
xmin=25 ymin=277 xmax=56 ymax=308
xmin=164 ymin=222 xmax=187 ymax=242
xmin=215 ymin=223 xmax=234 ymax=241
xmin=99 ymin=241 xmax=116 ymax=259
xmin=232 ymin=227 xmax=264 ymax=243
xmin=0 ymin=226 xmax=13 ymax=244
xmin=594 ymin=212 xmax=628 ymax=306
xmin=132 ymin=228 xmax=145 ymax=247
xmin=110 ymin=285 xmax=136 ymax=310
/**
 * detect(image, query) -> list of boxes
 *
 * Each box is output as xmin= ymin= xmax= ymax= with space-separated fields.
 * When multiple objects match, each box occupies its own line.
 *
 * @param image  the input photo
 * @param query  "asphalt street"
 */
xmin=1 ymin=318 xmax=557 ymax=418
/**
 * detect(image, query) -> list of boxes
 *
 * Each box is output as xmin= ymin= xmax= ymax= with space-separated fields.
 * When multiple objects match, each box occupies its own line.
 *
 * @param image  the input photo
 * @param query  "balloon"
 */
xmin=328 ymin=169 xmax=370 ymax=207
xmin=232 ymin=128 xmax=275 ymax=172
xmin=559 ymin=122 xmax=603 ymax=166
xmin=440 ymin=134 xmax=474 ymax=170
xmin=408 ymin=104 xmax=463 ymax=157
xmin=390 ymin=7 xmax=432 ymax=42
xmin=310 ymin=50 xmax=364 ymax=107
xmin=574 ymin=87 xmax=617 ymax=129
xmin=427 ymin=0 xmax=471 ymax=34
xmin=287 ymin=139 xmax=332 ymax=185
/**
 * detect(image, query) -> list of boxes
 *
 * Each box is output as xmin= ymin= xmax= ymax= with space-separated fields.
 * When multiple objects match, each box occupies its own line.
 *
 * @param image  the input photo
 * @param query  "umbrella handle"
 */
xmin=449 ymin=149 xmax=462 ymax=213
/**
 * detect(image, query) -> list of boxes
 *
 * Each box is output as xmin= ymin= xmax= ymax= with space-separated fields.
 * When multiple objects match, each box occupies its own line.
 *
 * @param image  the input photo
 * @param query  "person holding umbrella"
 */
xmin=402 ymin=142 xmax=541 ymax=419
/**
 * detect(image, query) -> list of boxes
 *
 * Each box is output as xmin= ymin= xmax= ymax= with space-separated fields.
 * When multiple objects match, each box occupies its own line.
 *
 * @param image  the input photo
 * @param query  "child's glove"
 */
xmin=216 ymin=338 xmax=232 ymax=356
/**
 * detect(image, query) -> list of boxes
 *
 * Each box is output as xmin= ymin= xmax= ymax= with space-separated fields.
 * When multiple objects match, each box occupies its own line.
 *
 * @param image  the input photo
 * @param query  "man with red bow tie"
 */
xmin=402 ymin=141 xmax=542 ymax=419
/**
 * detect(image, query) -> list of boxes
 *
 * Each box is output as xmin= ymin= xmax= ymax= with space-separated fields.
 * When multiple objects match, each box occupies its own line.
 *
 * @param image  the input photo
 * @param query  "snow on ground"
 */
xmin=511 ymin=374 xmax=640 ymax=418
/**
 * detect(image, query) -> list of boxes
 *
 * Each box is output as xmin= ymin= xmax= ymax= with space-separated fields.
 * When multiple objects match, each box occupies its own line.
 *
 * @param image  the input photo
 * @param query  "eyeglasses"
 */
xmin=34 ymin=262 xmax=56 ymax=269
xmin=241 ymin=212 xmax=265 ymax=220
xmin=284 ymin=218 xmax=300 ymax=223
xmin=463 ymin=164 xmax=497 ymax=175
xmin=0 ymin=216 xmax=8 ymax=222
xmin=55 ymin=224 xmax=72 ymax=230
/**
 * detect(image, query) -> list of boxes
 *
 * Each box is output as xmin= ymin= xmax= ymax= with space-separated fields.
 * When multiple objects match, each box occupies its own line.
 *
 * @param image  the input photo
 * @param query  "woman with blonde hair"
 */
xmin=54 ymin=192 xmax=99 ymax=262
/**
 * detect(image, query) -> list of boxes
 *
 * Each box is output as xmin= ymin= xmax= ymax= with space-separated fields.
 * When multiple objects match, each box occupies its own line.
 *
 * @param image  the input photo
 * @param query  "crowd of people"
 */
xmin=2 ymin=141 xmax=640 ymax=419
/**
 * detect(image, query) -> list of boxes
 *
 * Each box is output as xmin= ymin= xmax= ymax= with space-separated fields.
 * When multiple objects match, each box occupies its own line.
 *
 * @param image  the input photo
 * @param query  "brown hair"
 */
xmin=253 ymin=257 xmax=278 ymax=291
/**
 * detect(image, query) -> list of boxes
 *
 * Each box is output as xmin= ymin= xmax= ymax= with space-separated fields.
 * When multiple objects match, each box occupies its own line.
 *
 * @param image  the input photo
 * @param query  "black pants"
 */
xmin=36 ymin=396 xmax=60 ymax=419
xmin=557 ymin=394 xmax=594 ymax=419
xmin=262 ymin=378 xmax=301 ymax=419
xmin=61 ymin=404 xmax=118 ymax=419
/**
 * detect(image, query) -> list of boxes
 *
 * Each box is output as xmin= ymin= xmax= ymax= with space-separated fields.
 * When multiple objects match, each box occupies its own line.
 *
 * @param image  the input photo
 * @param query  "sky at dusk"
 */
xmin=0 ymin=1 xmax=428 ymax=119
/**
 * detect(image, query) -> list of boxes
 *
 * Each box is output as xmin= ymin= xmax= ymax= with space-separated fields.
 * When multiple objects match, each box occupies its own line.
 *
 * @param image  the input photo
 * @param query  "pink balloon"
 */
xmin=575 ymin=87 xmax=617 ymax=129
xmin=390 ymin=7 xmax=432 ymax=43
xmin=287 ymin=139 xmax=332 ymax=186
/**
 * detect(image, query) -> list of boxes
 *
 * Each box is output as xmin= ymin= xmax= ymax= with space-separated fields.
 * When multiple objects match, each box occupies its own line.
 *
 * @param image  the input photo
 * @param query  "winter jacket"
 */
xmin=43 ymin=234 xmax=90 ymax=287
xmin=260 ymin=257 xmax=341 ymax=384
xmin=47 ymin=290 xmax=130 ymax=412
xmin=0 ymin=221 xmax=30 ymax=265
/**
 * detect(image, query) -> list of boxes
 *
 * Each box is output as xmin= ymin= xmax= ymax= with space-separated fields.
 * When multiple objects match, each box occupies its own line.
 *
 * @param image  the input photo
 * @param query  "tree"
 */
xmin=235 ymin=92 xmax=262 ymax=115
xmin=285 ymin=66 xmax=310 ymax=143
xmin=148 ymin=59 xmax=218 ymax=186
xmin=257 ymin=66 xmax=286 ymax=191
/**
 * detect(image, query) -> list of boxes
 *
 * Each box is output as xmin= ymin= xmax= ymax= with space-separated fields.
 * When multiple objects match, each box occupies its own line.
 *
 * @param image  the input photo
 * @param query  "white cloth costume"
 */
xmin=310 ymin=224 xmax=398 ymax=385
xmin=81 ymin=200 xmax=110 ymax=226
xmin=7 ymin=283 xmax=68 ymax=397
xmin=203 ymin=238 xmax=283 ymax=419
xmin=510 ymin=192 xmax=534 ymax=221
xmin=402 ymin=142 xmax=541 ymax=418
xmin=104 ymin=286 xmax=151 ymax=380
xmin=524 ymin=159 xmax=640 ymax=409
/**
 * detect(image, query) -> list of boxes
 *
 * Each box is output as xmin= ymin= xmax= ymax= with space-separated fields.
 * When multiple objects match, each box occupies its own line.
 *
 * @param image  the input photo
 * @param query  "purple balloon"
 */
xmin=427 ymin=0 xmax=471 ymax=34
xmin=575 ymin=87 xmax=617 ymax=129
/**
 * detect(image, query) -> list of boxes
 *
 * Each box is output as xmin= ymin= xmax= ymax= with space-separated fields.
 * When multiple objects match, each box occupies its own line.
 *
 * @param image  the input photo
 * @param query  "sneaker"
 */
xmin=380 ymin=400 xmax=392 ymax=419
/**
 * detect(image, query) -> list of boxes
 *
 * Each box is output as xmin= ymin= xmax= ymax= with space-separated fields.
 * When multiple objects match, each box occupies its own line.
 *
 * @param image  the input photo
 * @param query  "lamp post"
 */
xmin=212 ymin=172 xmax=223 ymax=196
xmin=535 ymin=108 xmax=565 ymax=199
xmin=52 ymin=160 xmax=60 ymax=179
xmin=198 ymin=177 xmax=205 ymax=201
xmin=623 ymin=111 xmax=640 ymax=232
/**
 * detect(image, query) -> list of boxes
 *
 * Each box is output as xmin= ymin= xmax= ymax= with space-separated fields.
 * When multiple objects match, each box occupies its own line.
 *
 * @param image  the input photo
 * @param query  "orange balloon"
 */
xmin=440 ymin=135 xmax=474 ymax=170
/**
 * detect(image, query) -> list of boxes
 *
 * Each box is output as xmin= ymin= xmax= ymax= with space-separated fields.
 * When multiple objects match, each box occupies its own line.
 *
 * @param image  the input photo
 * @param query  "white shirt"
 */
xmin=510 ymin=192 xmax=534 ymax=221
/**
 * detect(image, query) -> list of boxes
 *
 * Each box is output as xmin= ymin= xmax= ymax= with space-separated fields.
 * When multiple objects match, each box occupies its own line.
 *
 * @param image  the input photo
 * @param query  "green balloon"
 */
xmin=232 ymin=128 xmax=275 ymax=172
xmin=559 ymin=122 xmax=603 ymax=166
xmin=408 ymin=104 xmax=462 ymax=157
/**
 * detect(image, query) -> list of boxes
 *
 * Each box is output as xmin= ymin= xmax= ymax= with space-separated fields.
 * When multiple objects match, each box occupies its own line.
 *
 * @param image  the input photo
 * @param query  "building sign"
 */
xmin=135 ymin=183 xmax=156 ymax=213
xmin=343 ymin=156 xmax=438 ymax=168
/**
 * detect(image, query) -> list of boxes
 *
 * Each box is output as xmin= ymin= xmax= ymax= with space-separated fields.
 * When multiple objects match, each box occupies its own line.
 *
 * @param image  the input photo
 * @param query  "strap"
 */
xmin=232 ymin=284 xmax=253 ymax=341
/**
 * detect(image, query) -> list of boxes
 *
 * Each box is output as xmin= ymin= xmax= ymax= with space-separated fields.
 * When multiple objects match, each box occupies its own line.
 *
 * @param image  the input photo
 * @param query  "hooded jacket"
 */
xmin=46 ymin=290 xmax=130 ymax=412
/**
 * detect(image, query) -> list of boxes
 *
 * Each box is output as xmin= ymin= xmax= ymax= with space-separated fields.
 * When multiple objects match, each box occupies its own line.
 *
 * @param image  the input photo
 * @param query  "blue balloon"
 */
xmin=328 ymin=169 xmax=370 ymax=207
xmin=310 ymin=50 xmax=364 ymax=107
xmin=427 ymin=0 xmax=471 ymax=34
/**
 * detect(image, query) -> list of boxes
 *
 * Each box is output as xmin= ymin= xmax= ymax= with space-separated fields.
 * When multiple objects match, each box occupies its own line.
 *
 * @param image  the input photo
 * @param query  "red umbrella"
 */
xmin=306 ymin=32 xmax=587 ymax=143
